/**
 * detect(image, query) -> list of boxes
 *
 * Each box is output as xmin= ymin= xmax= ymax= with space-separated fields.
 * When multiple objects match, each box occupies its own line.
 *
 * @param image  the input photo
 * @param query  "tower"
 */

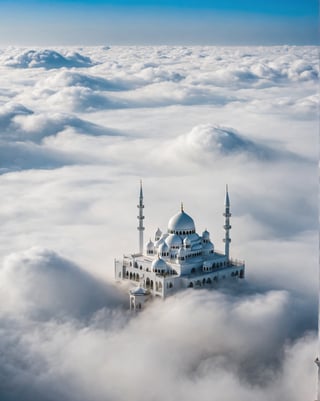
xmin=315 ymin=357 xmax=320 ymax=401
xmin=315 ymin=277 xmax=320 ymax=401
xmin=137 ymin=180 xmax=145 ymax=254
xmin=223 ymin=185 xmax=231 ymax=260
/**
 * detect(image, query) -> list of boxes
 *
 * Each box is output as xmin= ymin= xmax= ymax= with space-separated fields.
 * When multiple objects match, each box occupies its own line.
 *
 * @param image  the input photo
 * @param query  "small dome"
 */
xmin=177 ymin=247 xmax=186 ymax=257
xmin=168 ymin=209 xmax=195 ymax=234
xmin=188 ymin=233 xmax=200 ymax=241
xmin=202 ymin=229 xmax=210 ymax=240
xmin=146 ymin=239 xmax=154 ymax=250
xmin=155 ymin=227 xmax=162 ymax=240
xmin=165 ymin=233 xmax=182 ymax=248
xmin=203 ymin=241 xmax=214 ymax=250
xmin=183 ymin=237 xmax=191 ymax=247
xmin=130 ymin=286 xmax=148 ymax=296
xmin=151 ymin=257 xmax=168 ymax=272
xmin=159 ymin=242 xmax=169 ymax=255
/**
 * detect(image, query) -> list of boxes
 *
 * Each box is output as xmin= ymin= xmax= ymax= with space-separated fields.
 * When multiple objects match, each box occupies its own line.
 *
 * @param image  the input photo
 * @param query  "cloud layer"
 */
xmin=0 ymin=248 xmax=316 ymax=401
xmin=0 ymin=45 xmax=318 ymax=401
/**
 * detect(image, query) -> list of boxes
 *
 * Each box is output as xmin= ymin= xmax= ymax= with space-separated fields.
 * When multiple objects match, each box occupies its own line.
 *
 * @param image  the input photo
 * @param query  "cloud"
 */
xmin=0 ymin=276 xmax=316 ymax=401
xmin=0 ymin=102 xmax=125 ymax=171
xmin=0 ymin=102 xmax=122 ymax=142
xmin=0 ymin=139 xmax=77 ymax=172
xmin=37 ymin=70 xmax=132 ymax=92
xmin=166 ymin=124 xmax=305 ymax=166
xmin=0 ymin=45 xmax=317 ymax=401
xmin=4 ymin=49 xmax=96 ymax=69
xmin=0 ymin=247 xmax=127 ymax=320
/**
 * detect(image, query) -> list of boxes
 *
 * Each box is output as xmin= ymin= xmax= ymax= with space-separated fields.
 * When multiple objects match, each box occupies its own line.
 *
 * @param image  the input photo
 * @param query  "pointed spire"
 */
xmin=181 ymin=202 xmax=184 ymax=212
xmin=225 ymin=184 xmax=230 ymax=207
xmin=139 ymin=179 xmax=143 ymax=199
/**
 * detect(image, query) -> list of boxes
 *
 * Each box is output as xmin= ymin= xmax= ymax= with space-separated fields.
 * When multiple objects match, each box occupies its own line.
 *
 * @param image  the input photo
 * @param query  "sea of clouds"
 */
xmin=0 ymin=45 xmax=318 ymax=400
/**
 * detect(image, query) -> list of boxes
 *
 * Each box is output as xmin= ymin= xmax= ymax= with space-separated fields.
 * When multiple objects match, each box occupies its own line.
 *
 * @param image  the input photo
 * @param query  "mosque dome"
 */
xmin=203 ymin=241 xmax=214 ymax=250
xmin=168 ymin=208 xmax=195 ymax=234
xmin=151 ymin=257 xmax=168 ymax=273
xmin=202 ymin=229 xmax=210 ymax=240
xmin=146 ymin=239 xmax=154 ymax=250
xmin=155 ymin=227 xmax=162 ymax=241
xmin=165 ymin=233 xmax=183 ymax=248
xmin=130 ymin=286 xmax=149 ymax=295
xmin=159 ymin=242 xmax=169 ymax=253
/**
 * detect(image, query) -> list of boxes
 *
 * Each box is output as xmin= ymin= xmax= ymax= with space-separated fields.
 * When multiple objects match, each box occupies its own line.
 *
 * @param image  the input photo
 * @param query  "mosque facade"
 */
xmin=114 ymin=183 xmax=245 ymax=310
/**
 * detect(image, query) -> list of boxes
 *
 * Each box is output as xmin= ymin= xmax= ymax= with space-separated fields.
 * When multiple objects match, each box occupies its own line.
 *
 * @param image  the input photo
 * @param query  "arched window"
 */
xmin=188 ymin=282 xmax=194 ymax=288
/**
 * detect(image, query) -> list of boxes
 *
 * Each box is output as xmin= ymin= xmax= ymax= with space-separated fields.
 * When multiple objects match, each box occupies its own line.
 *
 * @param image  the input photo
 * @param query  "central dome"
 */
xmin=168 ymin=209 xmax=196 ymax=234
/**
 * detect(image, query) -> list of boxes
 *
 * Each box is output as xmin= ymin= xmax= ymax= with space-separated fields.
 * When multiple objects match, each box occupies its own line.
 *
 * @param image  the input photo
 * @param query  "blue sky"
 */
xmin=0 ymin=0 xmax=318 ymax=45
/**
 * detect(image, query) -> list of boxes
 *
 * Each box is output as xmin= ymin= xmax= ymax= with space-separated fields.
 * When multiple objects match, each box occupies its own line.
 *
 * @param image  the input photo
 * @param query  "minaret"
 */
xmin=315 ymin=357 xmax=320 ymax=401
xmin=315 ymin=269 xmax=320 ymax=401
xmin=137 ymin=180 xmax=145 ymax=255
xmin=223 ymin=185 xmax=231 ymax=260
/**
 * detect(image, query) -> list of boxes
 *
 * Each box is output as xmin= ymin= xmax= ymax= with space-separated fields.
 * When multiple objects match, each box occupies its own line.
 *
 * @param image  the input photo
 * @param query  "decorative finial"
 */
xmin=181 ymin=202 xmax=184 ymax=212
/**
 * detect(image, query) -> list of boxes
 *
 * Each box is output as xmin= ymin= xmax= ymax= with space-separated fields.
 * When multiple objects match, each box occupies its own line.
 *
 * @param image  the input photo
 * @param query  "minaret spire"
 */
xmin=137 ymin=180 xmax=145 ymax=255
xmin=223 ymin=184 xmax=231 ymax=260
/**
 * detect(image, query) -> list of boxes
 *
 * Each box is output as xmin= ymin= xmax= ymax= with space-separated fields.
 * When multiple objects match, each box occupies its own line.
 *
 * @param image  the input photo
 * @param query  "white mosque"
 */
xmin=114 ymin=182 xmax=245 ymax=310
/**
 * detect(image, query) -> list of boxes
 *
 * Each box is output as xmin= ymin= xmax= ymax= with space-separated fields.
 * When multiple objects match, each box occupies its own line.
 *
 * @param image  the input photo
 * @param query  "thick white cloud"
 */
xmin=0 ymin=254 xmax=316 ymax=401
xmin=0 ymin=45 xmax=318 ymax=401
xmin=0 ymin=247 xmax=127 ymax=319
xmin=4 ymin=49 xmax=96 ymax=69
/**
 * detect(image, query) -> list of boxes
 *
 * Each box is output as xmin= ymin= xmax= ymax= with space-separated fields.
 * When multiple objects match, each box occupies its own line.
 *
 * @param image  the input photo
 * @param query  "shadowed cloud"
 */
xmin=4 ymin=49 xmax=97 ymax=69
